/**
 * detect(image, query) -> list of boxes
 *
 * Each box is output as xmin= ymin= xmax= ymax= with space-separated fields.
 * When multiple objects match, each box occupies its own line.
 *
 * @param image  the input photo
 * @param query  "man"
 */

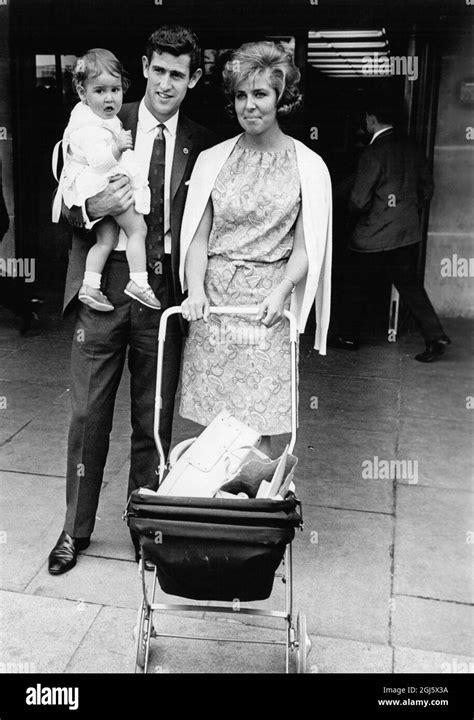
xmin=333 ymin=97 xmax=450 ymax=362
xmin=48 ymin=25 xmax=216 ymax=575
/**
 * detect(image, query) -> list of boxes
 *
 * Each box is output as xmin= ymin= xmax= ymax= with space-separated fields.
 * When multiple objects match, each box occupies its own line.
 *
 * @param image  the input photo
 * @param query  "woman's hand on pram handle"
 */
xmin=255 ymin=286 xmax=288 ymax=327
xmin=181 ymin=291 xmax=210 ymax=322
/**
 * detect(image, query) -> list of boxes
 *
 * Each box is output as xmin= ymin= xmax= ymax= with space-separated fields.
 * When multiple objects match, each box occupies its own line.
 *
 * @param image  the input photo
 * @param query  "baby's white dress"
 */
xmin=52 ymin=102 xmax=150 ymax=221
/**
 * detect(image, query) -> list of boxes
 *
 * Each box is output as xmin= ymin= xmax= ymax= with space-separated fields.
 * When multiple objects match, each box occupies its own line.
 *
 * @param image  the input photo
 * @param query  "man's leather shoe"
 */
xmin=415 ymin=335 xmax=451 ymax=363
xmin=48 ymin=531 xmax=90 ymax=575
xmin=328 ymin=335 xmax=359 ymax=351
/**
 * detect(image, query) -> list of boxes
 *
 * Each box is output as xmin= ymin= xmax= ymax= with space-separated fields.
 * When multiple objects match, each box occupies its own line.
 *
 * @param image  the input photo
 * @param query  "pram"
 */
xmin=125 ymin=306 xmax=311 ymax=673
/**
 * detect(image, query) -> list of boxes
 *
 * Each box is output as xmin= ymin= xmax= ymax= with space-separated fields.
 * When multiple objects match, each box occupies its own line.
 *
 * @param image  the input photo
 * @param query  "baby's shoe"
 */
xmin=124 ymin=280 xmax=161 ymax=310
xmin=78 ymin=285 xmax=114 ymax=312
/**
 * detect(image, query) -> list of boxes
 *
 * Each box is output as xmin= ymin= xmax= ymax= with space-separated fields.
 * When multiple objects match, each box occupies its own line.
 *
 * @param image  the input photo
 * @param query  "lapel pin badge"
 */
xmin=183 ymin=147 xmax=189 ymax=154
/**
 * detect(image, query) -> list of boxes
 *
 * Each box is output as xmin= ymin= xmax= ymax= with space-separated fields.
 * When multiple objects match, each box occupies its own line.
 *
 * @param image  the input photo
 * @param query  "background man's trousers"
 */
xmin=64 ymin=251 xmax=182 ymax=539
xmin=339 ymin=243 xmax=445 ymax=342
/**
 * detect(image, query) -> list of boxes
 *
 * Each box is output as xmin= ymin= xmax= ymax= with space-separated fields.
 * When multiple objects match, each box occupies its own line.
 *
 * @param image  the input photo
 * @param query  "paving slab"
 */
xmin=224 ymin=505 xmax=393 ymax=645
xmin=309 ymin=634 xmax=393 ymax=673
xmin=0 ymin=305 xmax=472 ymax=675
xmin=132 ymin=615 xmax=392 ymax=674
xmin=201 ymin=588 xmax=288 ymax=634
xmin=394 ymin=646 xmax=474 ymax=674
xmin=108 ymin=406 xmax=133 ymax=438
xmin=114 ymin=366 xmax=133 ymax=409
xmin=0 ymin=590 xmax=100 ymax=673
xmin=144 ymin=613 xmax=289 ymax=673
xmin=397 ymin=417 xmax=473 ymax=491
xmin=400 ymin=367 xmax=474 ymax=421
xmin=205 ymin=502 xmax=393 ymax=645
xmin=50 ymin=388 xmax=72 ymax=407
xmin=306 ymin=342 xmax=402 ymax=380
xmin=90 ymin=462 xmax=137 ymax=562
xmin=0 ymin=341 xmax=70 ymax=385
xmin=20 ymin=334 xmax=72 ymax=350
xmin=24 ymin=555 xmax=204 ymax=619
xmin=295 ymin=425 xmax=395 ymax=514
xmin=400 ymin=344 xmax=474 ymax=380
xmin=0 ymin=410 xmax=130 ymax=479
xmin=0 ymin=415 xmax=31 ymax=447
xmin=27 ymin=318 xmax=75 ymax=345
xmin=0 ymin=471 xmax=65 ymax=592
xmin=0 ymin=381 xmax=56 ymax=410
xmin=25 ymin=555 xmax=143 ymax=610
xmin=65 ymin=605 xmax=136 ymax=673
xmin=394 ymin=485 xmax=474 ymax=604
xmin=298 ymin=373 xmax=400 ymax=434
xmin=391 ymin=595 xmax=474 ymax=656
xmin=0 ymin=326 xmax=28 ymax=353
xmin=0 ymin=408 xmax=69 ymax=476
xmin=0 ymin=349 xmax=16 ymax=361
xmin=0 ymin=381 xmax=67 ymax=445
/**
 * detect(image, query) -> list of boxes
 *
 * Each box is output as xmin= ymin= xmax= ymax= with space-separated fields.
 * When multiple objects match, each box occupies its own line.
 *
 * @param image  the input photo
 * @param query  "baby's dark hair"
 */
xmin=72 ymin=48 xmax=130 ymax=95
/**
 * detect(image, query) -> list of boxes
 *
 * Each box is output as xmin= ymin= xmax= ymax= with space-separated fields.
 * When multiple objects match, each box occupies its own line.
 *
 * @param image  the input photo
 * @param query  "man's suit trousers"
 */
xmin=64 ymin=251 xmax=182 ymax=538
xmin=340 ymin=243 xmax=445 ymax=343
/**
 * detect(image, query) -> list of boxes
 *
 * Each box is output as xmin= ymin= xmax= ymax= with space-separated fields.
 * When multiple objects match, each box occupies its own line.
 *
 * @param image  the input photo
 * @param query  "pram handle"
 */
xmin=158 ymin=305 xmax=298 ymax=341
xmin=154 ymin=306 xmax=299 ymax=484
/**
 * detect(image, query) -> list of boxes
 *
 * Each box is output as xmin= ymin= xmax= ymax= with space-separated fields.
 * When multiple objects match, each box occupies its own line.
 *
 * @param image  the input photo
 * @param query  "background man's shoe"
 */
xmin=415 ymin=335 xmax=451 ymax=363
xmin=78 ymin=285 xmax=114 ymax=312
xmin=328 ymin=335 xmax=359 ymax=351
xmin=48 ymin=531 xmax=90 ymax=575
xmin=124 ymin=281 xmax=161 ymax=310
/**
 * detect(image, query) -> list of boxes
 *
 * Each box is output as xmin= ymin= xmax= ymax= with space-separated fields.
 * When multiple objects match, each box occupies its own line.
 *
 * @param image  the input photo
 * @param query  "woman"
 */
xmin=179 ymin=40 xmax=332 ymax=454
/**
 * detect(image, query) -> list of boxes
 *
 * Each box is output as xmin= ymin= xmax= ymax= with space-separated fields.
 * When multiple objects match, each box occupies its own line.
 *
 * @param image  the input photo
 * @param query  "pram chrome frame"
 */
xmin=132 ymin=306 xmax=311 ymax=674
xmin=154 ymin=306 xmax=299 ymax=482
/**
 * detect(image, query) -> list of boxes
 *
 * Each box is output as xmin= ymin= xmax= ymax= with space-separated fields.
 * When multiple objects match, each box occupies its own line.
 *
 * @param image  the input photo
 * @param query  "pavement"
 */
xmin=0 ymin=294 xmax=473 ymax=674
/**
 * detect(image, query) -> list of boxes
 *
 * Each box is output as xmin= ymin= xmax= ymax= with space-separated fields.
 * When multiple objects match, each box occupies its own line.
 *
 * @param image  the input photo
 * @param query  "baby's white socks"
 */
xmin=83 ymin=271 xmax=102 ymax=289
xmin=130 ymin=272 xmax=149 ymax=288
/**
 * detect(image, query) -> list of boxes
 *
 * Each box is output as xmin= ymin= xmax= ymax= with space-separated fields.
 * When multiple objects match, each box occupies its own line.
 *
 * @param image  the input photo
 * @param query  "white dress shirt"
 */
xmin=369 ymin=126 xmax=393 ymax=145
xmin=114 ymin=100 xmax=178 ymax=253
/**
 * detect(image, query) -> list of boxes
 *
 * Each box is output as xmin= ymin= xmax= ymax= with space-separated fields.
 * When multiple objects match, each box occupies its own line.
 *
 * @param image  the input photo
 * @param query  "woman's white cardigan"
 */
xmin=179 ymin=134 xmax=332 ymax=354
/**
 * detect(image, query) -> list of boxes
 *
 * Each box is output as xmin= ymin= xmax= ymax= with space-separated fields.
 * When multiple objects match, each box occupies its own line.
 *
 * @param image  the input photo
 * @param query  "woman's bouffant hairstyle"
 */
xmin=72 ymin=49 xmax=130 ymax=96
xmin=222 ymin=40 xmax=302 ymax=118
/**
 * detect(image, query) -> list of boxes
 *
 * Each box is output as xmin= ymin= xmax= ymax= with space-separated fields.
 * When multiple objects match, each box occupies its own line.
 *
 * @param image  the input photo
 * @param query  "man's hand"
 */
xmin=85 ymin=175 xmax=133 ymax=220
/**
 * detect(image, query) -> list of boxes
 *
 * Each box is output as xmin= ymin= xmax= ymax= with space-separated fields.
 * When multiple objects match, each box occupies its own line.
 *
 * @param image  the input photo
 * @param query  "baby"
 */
xmin=52 ymin=48 xmax=160 ymax=311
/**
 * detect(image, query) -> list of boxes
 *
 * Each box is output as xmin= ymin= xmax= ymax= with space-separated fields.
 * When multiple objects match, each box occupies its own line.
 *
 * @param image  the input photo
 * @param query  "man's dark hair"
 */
xmin=145 ymin=25 xmax=201 ymax=75
xmin=364 ymin=92 xmax=397 ymax=125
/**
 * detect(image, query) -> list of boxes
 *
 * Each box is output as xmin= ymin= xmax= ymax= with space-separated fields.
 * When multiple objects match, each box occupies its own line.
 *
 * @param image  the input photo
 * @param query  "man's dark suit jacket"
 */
xmin=348 ymin=128 xmax=434 ymax=253
xmin=61 ymin=102 xmax=216 ymax=315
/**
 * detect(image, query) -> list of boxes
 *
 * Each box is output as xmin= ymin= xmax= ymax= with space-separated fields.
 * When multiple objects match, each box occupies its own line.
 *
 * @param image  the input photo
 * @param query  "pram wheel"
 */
xmin=296 ymin=612 xmax=311 ymax=674
xmin=134 ymin=601 xmax=152 ymax=673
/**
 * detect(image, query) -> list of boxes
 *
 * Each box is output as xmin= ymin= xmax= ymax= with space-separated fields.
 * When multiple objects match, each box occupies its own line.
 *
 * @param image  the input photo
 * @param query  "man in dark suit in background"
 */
xmin=332 ymin=97 xmax=450 ymax=362
xmin=48 ymin=25 xmax=216 ymax=575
